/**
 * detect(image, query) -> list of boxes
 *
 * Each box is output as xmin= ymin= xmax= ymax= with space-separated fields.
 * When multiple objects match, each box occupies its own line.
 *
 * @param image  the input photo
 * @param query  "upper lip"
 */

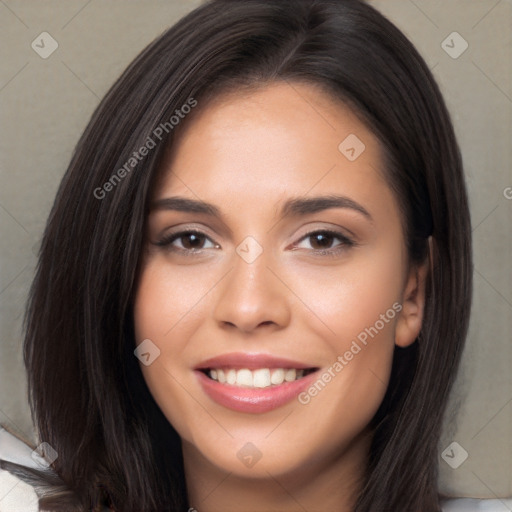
xmin=195 ymin=352 xmax=317 ymax=371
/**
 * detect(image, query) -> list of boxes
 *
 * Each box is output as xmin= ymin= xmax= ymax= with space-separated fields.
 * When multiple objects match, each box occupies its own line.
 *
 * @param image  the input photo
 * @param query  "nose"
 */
xmin=212 ymin=242 xmax=291 ymax=334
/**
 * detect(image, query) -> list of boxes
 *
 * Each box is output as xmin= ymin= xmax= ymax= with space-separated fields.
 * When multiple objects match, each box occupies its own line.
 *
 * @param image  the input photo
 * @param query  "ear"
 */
xmin=395 ymin=243 xmax=431 ymax=348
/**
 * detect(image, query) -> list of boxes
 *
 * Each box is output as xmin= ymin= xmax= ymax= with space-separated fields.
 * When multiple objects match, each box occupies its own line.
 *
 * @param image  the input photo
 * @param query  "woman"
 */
xmin=1 ymin=0 xmax=507 ymax=510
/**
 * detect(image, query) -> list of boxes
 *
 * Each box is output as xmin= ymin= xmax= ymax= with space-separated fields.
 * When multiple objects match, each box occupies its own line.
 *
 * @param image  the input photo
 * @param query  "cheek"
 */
xmin=133 ymin=260 xmax=217 ymax=439
xmin=287 ymin=243 xmax=403 ymax=425
xmin=134 ymin=259 xmax=212 ymax=343
xmin=286 ymin=240 xmax=405 ymax=352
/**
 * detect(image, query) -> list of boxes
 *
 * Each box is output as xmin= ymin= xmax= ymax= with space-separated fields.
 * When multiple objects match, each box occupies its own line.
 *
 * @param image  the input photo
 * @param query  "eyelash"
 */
xmin=154 ymin=228 xmax=356 ymax=258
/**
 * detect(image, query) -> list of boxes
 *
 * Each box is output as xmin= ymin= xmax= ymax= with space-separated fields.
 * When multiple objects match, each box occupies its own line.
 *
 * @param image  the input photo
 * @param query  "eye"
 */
xmin=294 ymin=229 xmax=355 ymax=256
xmin=153 ymin=228 xmax=355 ymax=257
xmin=154 ymin=230 xmax=219 ymax=254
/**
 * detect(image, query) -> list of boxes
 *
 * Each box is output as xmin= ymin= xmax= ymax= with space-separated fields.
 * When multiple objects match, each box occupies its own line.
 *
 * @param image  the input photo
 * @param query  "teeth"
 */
xmin=253 ymin=369 xmax=270 ymax=388
xmin=270 ymin=368 xmax=284 ymax=385
xmin=207 ymin=368 xmax=307 ymax=388
xmin=237 ymin=369 xmax=253 ymax=387
xmin=284 ymin=369 xmax=296 ymax=382
xmin=226 ymin=369 xmax=237 ymax=385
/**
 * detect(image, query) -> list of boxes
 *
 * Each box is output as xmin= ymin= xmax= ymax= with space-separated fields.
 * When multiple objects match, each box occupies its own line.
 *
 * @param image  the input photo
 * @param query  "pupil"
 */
xmin=312 ymin=233 xmax=332 ymax=249
xmin=184 ymin=233 xmax=203 ymax=249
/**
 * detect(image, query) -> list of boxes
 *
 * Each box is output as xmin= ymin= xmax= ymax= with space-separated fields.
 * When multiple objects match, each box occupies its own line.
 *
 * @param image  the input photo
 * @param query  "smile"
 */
xmin=195 ymin=353 xmax=319 ymax=413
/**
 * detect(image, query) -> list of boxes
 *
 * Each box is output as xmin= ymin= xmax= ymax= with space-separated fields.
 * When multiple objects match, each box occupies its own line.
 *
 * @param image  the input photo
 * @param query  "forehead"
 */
xmin=153 ymin=81 xmax=394 ymax=221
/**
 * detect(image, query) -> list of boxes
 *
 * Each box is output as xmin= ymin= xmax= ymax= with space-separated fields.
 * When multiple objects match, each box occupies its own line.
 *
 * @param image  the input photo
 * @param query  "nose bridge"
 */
xmin=212 ymin=235 xmax=290 ymax=332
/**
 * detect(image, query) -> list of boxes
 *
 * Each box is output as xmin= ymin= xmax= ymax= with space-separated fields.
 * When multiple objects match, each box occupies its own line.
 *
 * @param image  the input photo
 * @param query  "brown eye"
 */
xmin=154 ymin=230 xmax=219 ymax=253
xmin=176 ymin=232 xmax=207 ymax=250
xmin=295 ymin=229 xmax=355 ymax=256
xmin=308 ymin=232 xmax=337 ymax=250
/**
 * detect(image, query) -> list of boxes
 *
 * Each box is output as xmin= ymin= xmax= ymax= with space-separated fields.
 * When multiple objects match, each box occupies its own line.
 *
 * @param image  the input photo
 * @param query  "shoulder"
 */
xmin=0 ymin=428 xmax=111 ymax=512
xmin=0 ymin=427 xmax=41 ymax=512
xmin=441 ymin=497 xmax=512 ymax=511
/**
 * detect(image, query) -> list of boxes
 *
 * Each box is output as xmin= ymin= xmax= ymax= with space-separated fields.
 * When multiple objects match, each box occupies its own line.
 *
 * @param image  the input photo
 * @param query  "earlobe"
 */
xmin=395 ymin=244 xmax=431 ymax=348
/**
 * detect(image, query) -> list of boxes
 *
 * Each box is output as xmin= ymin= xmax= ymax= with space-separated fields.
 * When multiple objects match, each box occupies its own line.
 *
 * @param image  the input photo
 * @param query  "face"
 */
xmin=133 ymin=81 xmax=426 ymax=483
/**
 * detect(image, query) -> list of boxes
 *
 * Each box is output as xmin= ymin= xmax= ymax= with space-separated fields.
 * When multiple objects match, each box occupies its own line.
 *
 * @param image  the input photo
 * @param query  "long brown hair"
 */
xmin=1 ymin=0 xmax=472 ymax=510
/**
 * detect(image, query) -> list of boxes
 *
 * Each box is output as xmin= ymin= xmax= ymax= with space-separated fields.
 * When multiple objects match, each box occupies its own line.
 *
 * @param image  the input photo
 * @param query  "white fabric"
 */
xmin=1 ymin=427 xmax=511 ymax=512
xmin=441 ymin=497 xmax=512 ymax=511
xmin=0 ymin=428 xmax=40 ymax=512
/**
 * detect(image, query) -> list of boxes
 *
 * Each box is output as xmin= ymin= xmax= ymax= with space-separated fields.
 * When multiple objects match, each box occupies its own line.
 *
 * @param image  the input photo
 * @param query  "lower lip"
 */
xmin=195 ymin=370 xmax=318 ymax=413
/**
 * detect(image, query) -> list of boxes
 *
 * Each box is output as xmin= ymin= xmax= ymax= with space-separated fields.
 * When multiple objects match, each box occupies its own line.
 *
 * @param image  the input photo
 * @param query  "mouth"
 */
xmin=194 ymin=353 xmax=319 ymax=413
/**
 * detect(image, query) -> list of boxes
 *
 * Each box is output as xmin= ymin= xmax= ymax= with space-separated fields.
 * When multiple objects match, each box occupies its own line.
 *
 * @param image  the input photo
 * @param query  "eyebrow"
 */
xmin=150 ymin=194 xmax=373 ymax=222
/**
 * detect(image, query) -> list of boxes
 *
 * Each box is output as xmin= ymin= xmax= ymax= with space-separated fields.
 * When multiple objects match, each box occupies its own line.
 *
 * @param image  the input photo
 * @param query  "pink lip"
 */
xmin=195 ymin=352 xmax=315 ymax=371
xmin=196 ymin=371 xmax=318 ymax=413
xmin=194 ymin=353 xmax=319 ymax=414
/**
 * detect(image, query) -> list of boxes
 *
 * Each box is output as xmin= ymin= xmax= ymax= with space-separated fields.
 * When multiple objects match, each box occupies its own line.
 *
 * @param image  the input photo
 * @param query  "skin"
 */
xmin=133 ymin=80 xmax=429 ymax=512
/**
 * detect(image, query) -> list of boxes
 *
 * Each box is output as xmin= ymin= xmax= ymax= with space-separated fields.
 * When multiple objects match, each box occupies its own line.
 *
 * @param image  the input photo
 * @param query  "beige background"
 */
xmin=0 ymin=0 xmax=510 ymax=500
